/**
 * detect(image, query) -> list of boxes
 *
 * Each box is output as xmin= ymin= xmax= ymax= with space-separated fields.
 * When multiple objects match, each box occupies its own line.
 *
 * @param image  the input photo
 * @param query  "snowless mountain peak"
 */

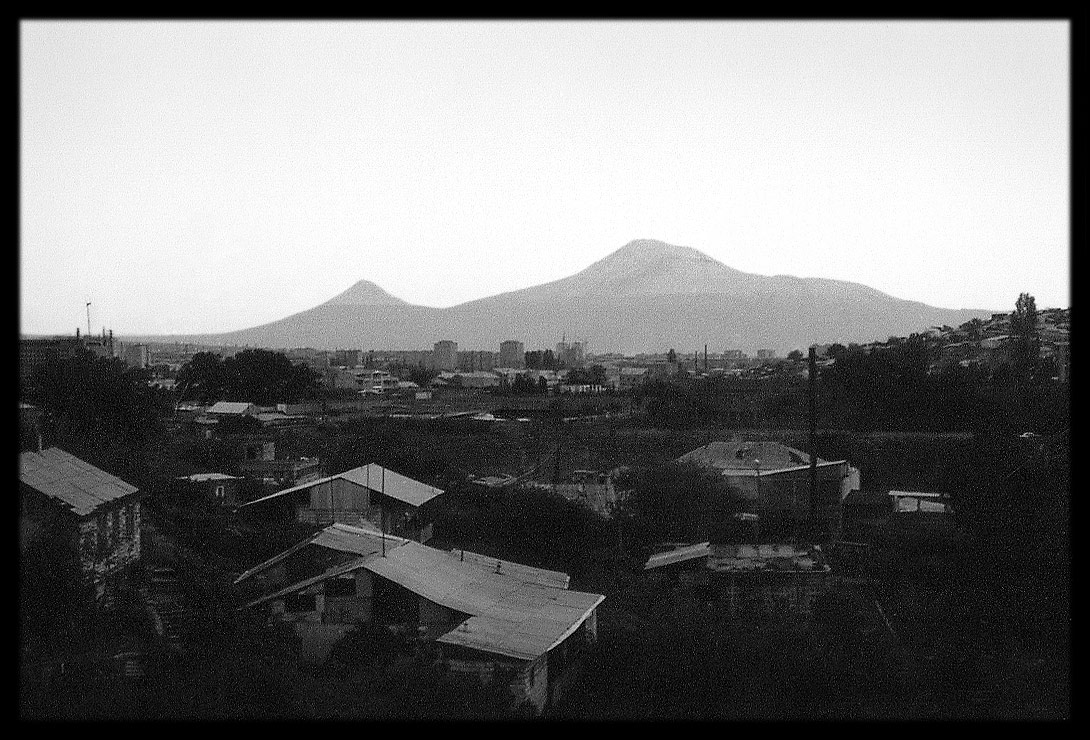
xmin=322 ymin=279 xmax=410 ymax=307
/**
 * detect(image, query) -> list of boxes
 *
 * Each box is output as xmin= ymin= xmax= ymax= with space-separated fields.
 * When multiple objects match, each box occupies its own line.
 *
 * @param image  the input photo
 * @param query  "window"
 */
xmin=284 ymin=593 xmax=317 ymax=613
xmin=214 ymin=485 xmax=225 ymax=503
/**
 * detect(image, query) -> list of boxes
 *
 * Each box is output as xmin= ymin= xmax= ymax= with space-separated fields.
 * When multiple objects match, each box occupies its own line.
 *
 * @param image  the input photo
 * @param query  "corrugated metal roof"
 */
xmin=238 ymin=464 xmax=443 ymax=510
xmin=243 ymin=527 xmax=602 ymax=662
xmin=207 ymin=401 xmax=255 ymax=414
xmin=340 ymin=464 xmax=444 ymax=507
xmin=889 ymin=490 xmax=946 ymax=498
xmin=178 ymin=473 xmax=239 ymax=482
xmin=234 ymin=522 xmax=408 ymax=585
xmin=20 ymin=447 xmax=138 ymax=516
xmin=446 ymin=549 xmax=570 ymax=589
xmin=643 ymin=542 xmax=712 ymax=570
xmin=361 ymin=543 xmax=601 ymax=661
xmin=706 ymin=543 xmax=829 ymax=574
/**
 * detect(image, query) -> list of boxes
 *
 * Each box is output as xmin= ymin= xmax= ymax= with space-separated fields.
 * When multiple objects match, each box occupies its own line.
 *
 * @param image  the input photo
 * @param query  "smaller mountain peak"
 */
xmin=322 ymin=280 xmax=410 ymax=307
xmin=605 ymin=238 xmax=723 ymax=267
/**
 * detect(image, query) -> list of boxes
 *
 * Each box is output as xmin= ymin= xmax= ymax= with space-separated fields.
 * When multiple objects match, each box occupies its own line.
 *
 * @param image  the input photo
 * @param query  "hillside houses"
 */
xmin=234 ymin=522 xmax=604 ymax=715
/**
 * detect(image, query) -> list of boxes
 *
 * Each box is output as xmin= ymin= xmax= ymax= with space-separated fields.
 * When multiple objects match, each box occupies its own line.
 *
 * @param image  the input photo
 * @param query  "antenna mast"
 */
xmin=86 ymin=302 xmax=91 ymax=337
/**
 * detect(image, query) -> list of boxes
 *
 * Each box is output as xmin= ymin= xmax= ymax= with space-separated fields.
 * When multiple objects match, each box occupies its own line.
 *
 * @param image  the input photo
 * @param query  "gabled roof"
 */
xmin=234 ymin=521 xmax=409 ymax=585
xmin=20 ymin=447 xmax=139 ymax=516
xmin=446 ymin=549 xmax=570 ymax=589
xmin=207 ymin=401 xmax=256 ymax=414
xmin=643 ymin=542 xmax=712 ymax=570
xmin=240 ymin=463 xmax=444 ymax=509
xmin=369 ymin=542 xmax=603 ymax=661
xmin=242 ymin=525 xmax=602 ymax=662
xmin=340 ymin=464 xmax=444 ymax=507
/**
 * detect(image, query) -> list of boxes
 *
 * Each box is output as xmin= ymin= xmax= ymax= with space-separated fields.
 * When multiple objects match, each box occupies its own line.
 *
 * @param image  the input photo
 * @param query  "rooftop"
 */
xmin=20 ymin=447 xmax=139 ymax=516
xmin=239 ymin=463 xmax=443 ymax=510
xmin=207 ymin=401 xmax=256 ymax=414
xmin=242 ymin=524 xmax=601 ymax=662
xmin=676 ymin=440 xmax=844 ymax=474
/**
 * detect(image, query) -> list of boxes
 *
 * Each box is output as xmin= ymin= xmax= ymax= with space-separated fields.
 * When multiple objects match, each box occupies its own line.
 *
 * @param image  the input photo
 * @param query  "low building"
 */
xmin=238 ymin=464 xmax=444 ymax=543
xmin=676 ymin=440 xmax=860 ymax=541
xmin=235 ymin=522 xmax=603 ymax=716
xmin=20 ymin=447 xmax=142 ymax=608
xmin=643 ymin=542 xmax=830 ymax=619
xmin=173 ymin=473 xmax=243 ymax=507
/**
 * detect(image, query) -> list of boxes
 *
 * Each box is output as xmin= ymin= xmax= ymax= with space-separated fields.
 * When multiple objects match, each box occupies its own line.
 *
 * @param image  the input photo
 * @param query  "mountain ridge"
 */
xmin=124 ymin=239 xmax=996 ymax=353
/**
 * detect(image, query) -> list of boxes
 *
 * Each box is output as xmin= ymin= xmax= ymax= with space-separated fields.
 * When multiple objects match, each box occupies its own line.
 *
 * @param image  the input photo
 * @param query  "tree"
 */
xmin=787 ymin=349 xmax=804 ymax=362
xmin=1010 ymin=293 xmax=1041 ymax=378
xmin=178 ymin=349 xmax=320 ymax=406
xmin=667 ymin=349 xmax=677 ymax=364
xmin=26 ymin=348 xmax=171 ymax=453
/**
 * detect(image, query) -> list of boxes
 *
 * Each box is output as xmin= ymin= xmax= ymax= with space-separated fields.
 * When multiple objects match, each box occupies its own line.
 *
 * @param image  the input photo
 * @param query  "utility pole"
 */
xmin=808 ymin=347 xmax=818 ymax=541
xmin=86 ymin=302 xmax=92 ymax=338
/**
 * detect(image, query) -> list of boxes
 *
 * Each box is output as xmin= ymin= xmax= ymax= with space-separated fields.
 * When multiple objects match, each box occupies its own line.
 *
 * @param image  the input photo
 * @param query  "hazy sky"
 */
xmin=21 ymin=20 xmax=1069 ymax=336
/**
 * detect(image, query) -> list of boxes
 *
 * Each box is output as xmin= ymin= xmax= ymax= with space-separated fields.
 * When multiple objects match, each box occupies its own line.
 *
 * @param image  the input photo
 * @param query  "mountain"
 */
xmin=138 ymin=239 xmax=995 ymax=354
xmin=321 ymin=280 xmax=410 ymax=307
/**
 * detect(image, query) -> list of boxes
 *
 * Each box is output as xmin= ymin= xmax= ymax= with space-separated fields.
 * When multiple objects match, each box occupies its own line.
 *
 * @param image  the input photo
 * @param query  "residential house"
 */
xmin=220 ymin=433 xmax=323 ymax=490
xmin=643 ymin=541 xmax=830 ymax=619
xmin=238 ymin=464 xmax=444 ymax=543
xmin=234 ymin=522 xmax=603 ymax=715
xmin=675 ymin=439 xmax=860 ymax=541
xmin=173 ymin=473 xmax=243 ymax=507
xmin=20 ymin=447 xmax=142 ymax=608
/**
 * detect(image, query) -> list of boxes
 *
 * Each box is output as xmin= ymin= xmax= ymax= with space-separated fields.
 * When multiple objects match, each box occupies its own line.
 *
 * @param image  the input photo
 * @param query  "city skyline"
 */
xmin=21 ymin=20 xmax=1070 ymax=335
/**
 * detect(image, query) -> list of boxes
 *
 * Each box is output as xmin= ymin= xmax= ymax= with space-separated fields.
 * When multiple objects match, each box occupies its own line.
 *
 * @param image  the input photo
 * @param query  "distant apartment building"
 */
xmin=117 ymin=342 xmax=150 ymax=368
xmin=556 ymin=340 xmax=587 ymax=368
xmin=499 ymin=340 xmax=525 ymax=368
xmin=756 ymin=349 xmax=777 ymax=360
xmin=433 ymin=341 xmax=458 ymax=371
xmin=722 ymin=350 xmax=746 ymax=360
xmin=458 ymin=350 xmax=497 ymax=372
xmin=20 ymin=335 xmax=85 ymax=384
xmin=332 ymin=349 xmax=361 ymax=368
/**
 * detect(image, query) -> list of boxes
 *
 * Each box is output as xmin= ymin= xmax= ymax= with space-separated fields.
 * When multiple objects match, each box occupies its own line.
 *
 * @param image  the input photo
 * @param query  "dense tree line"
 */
xmin=176 ymin=349 xmax=321 ymax=405
xmin=635 ymin=338 xmax=1066 ymax=434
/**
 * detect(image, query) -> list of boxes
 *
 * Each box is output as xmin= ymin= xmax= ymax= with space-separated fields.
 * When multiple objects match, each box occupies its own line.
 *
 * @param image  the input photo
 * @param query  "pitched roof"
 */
xmin=177 ymin=473 xmax=240 ymax=482
xmin=241 ymin=464 xmax=444 ymax=509
xmin=20 ymin=447 xmax=139 ymax=516
xmin=341 ymin=464 xmax=444 ymax=507
xmin=234 ymin=522 xmax=409 ymax=584
xmin=369 ymin=542 xmax=603 ymax=661
xmin=243 ymin=525 xmax=602 ymax=662
xmin=643 ymin=542 xmax=712 ymax=570
xmin=207 ymin=401 xmax=255 ymax=414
